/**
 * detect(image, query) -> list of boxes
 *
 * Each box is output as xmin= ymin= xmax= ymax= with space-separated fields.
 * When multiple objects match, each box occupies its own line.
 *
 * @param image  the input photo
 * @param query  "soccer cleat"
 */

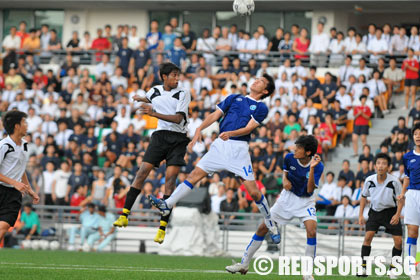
xmin=148 ymin=195 xmax=172 ymax=216
xmin=113 ymin=215 xmax=128 ymax=227
xmin=356 ymin=267 xmax=368 ymax=277
xmin=154 ymin=229 xmax=166 ymax=244
xmin=268 ymin=226 xmax=281 ymax=244
xmin=225 ymin=261 xmax=248 ymax=275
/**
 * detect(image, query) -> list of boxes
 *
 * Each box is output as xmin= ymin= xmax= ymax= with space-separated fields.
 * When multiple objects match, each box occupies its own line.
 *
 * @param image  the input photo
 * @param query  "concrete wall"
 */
xmin=63 ymin=9 xmax=149 ymax=47
xmin=310 ymin=10 xmax=350 ymax=38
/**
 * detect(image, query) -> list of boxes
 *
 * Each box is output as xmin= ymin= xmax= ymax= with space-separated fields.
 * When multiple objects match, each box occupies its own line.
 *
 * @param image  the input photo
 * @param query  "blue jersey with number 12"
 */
xmin=216 ymin=94 xmax=268 ymax=142
xmin=283 ymin=153 xmax=324 ymax=197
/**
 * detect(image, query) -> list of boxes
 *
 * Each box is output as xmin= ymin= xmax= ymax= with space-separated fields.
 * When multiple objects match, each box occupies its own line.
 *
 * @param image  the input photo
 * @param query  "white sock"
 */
xmin=305 ymin=238 xmax=317 ymax=258
xmin=255 ymin=195 xmax=274 ymax=228
xmin=165 ymin=181 xmax=194 ymax=208
xmin=241 ymin=234 xmax=264 ymax=266
xmin=407 ymin=237 xmax=417 ymax=264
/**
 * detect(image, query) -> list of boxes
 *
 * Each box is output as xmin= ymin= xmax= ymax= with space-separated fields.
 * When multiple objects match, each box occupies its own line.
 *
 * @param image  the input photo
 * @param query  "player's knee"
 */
xmin=257 ymin=223 xmax=269 ymax=236
xmin=249 ymin=190 xmax=260 ymax=201
xmin=307 ymin=229 xmax=316 ymax=238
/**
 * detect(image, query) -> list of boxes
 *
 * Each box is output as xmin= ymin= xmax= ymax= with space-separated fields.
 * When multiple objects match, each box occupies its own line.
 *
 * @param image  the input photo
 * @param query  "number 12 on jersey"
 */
xmin=243 ymin=165 xmax=253 ymax=177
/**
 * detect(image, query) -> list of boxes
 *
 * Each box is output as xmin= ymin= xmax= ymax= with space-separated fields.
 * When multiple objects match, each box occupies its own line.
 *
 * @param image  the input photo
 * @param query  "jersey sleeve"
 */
xmin=393 ymin=178 xmax=403 ymax=196
xmin=251 ymin=103 xmax=269 ymax=124
xmin=403 ymin=154 xmax=410 ymax=177
xmin=361 ymin=179 xmax=371 ymax=198
xmin=0 ymin=144 xmax=9 ymax=166
xmin=282 ymin=153 xmax=292 ymax=172
xmin=175 ymin=90 xmax=191 ymax=127
xmin=216 ymin=94 xmax=237 ymax=114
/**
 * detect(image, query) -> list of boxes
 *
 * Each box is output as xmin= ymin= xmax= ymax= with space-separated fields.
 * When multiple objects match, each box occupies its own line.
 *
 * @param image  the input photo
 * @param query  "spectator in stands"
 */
xmin=220 ymin=188 xmax=239 ymax=223
xmin=408 ymin=26 xmax=419 ymax=49
xmin=290 ymin=24 xmax=300 ymax=41
xmin=367 ymin=28 xmax=388 ymax=65
xmin=337 ymin=55 xmax=354 ymax=86
xmin=320 ymin=72 xmax=337 ymax=103
xmin=331 ymin=195 xmax=354 ymax=231
xmin=114 ymin=37 xmax=132 ymax=77
xmin=51 ymin=161 xmax=72 ymax=205
xmin=358 ymin=144 xmax=374 ymax=172
xmin=96 ymin=54 xmax=114 ymax=78
xmin=162 ymin=23 xmax=177 ymax=51
xmin=238 ymin=180 xmax=265 ymax=213
xmin=16 ymin=203 xmax=41 ymax=240
xmin=22 ymin=28 xmax=40 ymax=56
xmin=67 ymin=203 xmax=99 ymax=251
xmin=292 ymin=27 xmax=309 ymax=60
xmin=328 ymin=31 xmax=346 ymax=67
xmin=402 ymin=48 xmax=419 ymax=110
xmin=316 ymin=171 xmax=338 ymax=210
xmin=367 ymin=70 xmax=389 ymax=115
xmin=67 ymin=161 xmax=89 ymax=201
xmin=66 ymin=31 xmax=81 ymax=52
xmin=408 ymin=98 xmax=420 ymax=127
xmin=308 ymin=22 xmax=329 ymax=67
xmin=319 ymin=113 xmax=336 ymax=161
xmin=211 ymin=184 xmax=226 ymax=215
xmin=80 ymin=31 xmax=92 ymax=51
xmin=2 ymin=26 xmax=20 ymax=73
xmin=105 ymin=165 xmax=130 ymax=207
xmin=48 ymin=29 xmax=62 ymax=55
xmin=339 ymin=160 xmax=355 ymax=189
xmin=355 ymin=159 xmax=374 ymax=189
xmin=128 ymin=26 xmax=140 ymax=50
xmin=267 ymin=27 xmax=283 ymax=52
xmin=352 ymin=95 xmax=372 ymax=157
xmin=279 ymin=31 xmax=293 ymax=58
xmin=139 ymin=182 xmax=154 ymax=211
xmin=91 ymin=170 xmax=107 ymax=206
xmin=146 ymin=20 xmax=161 ymax=50
xmin=181 ymin=22 xmax=196 ymax=52
xmin=86 ymin=205 xmax=116 ymax=252
xmin=331 ymin=100 xmax=348 ymax=147
xmin=168 ymin=37 xmax=187 ymax=69
xmin=70 ymin=185 xmax=91 ymax=214
xmin=303 ymin=66 xmax=321 ymax=104
xmin=383 ymin=57 xmax=404 ymax=106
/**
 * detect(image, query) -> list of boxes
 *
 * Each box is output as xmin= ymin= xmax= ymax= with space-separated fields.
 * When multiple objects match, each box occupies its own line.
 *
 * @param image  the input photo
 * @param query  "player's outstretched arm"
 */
xmin=132 ymin=95 xmax=150 ymax=103
xmin=307 ymin=154 xmax=321 ymax=194
xmin=358 ymin=196 xmax=367 ymax=225
xmin=22 ymin=172 xmax=39 ymax=204
xmin=140 ymin=103 xmax=184 ymax=124
xmin=189 ymin=110 xmax=224 ymax=148
xmin=219 ymin=119 xmax=259 ymax=141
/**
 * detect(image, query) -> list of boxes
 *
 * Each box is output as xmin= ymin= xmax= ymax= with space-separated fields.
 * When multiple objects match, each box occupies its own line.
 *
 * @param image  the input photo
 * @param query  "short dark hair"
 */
xmin=338 ymin=175 xmax=347 ymax=181
xmin=374 ymin=152 xmax=391 ymax=166
xmin=2 ymin=111 xmax=27 ymax=135
xmin=295 ymin=135 xmax=318 ymax=157
xmin=326 ymin=171 xmax=335 ymax=178
xmin=262 ymin=74 xmax=275 ymax=99
xmin=159 ymin=62 xmax=180 ymax=81
xmin=412 ymin=122 xmax=420 ymax=136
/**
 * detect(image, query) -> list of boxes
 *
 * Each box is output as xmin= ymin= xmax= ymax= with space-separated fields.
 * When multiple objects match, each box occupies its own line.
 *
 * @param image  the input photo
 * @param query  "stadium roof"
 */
xmin=2 ymin=0 xmax=420 ymax=13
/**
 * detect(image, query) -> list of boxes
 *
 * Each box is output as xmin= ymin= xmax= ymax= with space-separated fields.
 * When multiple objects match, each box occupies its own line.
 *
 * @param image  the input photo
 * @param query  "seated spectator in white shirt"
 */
xmin=27 ymin=107 xmax=43 ymax=134
xmin=275 ymin=72 xmax=291 ymax=95
xmin=61 ymin=67 xmax=79 ymax=90
xmin=335 ymin=85 xmax=352 ymax=110
xmin=308 ymin=22 xmax=329 ymax=67
xmin=408 ymin=26 xmax=419 ymax=50
xmin=277 ymin=58 xmax=295 ymax=80
xmin=333 ymin=196 xmax=355 ymax=231
xmin=328 ymin=31 xmax=346 ymax=67
xmin=114 ymin=107 xmax=131 ymax=134
xmin=188 ymin=107 xmax=203 ymax=138
xmin=367 ymin=70 xmax=389 ymax=114
xmin=86 ymin=100 xmax=104 ymax=123
xmin=256 ymin=61 xmax=274 ymax=78
xmin=316 ymin=171 xmax=339 ymax=207
xmin=352 ymin=87 xmax=375 ymax=114
xmin=299 ymin=98 xmax=317 ymax=125
xmin=334 ymin=176 xmax=353 ymax=202
xmin=216 ymin=27 xmax=232 ymax=54
xmin=337 ymin=55 xmax=354 ymax=85
xmin=193 ymin=68 xmax=212 ymax=96
xmin=95 ymin=54 xmax=114 ymax=78
xmin=248 ymin=31 xmax=267 ymax=60
xmin=363 ymin=23 xmax=377 ymax=46
xmin=266 ymin=98 xmax=287 ymax=123
xmin=353 ymin=58 xmax=372 ymax=81
xmin=367 ymin=28 xmax=388 ymax=65
xmin=293 ymin=58 xmax=307 ymax=83
xmin=383 ymin=57 xmax=404 ymax=96
xmin=390 ymin=26 xmax=408 ymax=55
xmin=110 ymin=67 xmax=128 ymax=90
xmin=41 ymin=114 xmax=58 ymax=136
xmin=211 ymin=184 xmax=226 ymax=214
xmin=344 ymin=27 xmax=356 ymax=54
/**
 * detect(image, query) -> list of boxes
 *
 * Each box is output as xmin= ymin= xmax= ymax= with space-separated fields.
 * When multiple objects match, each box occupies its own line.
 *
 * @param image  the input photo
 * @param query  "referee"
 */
xmin=358 ymin=153 xmax=403 ymax=277
xmin=113 ymin=62 xmax=191 ymax=244
xmin=0 ymin=111 xmax=39 ymax=243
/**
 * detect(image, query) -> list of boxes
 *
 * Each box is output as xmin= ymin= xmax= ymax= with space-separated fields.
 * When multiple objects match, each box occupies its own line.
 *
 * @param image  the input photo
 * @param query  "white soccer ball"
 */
xmin=40 ymin=240 xmax=50 ymax=250
xmin=49 ymin=240 xmax=60 ymax=251
xmin=233 ymin=0 xmax=255 ymax=16
xmin=21 ymin=240 xmax=32 ymax=249
xmin=82 ymin=243 xmax=91 ymax=252
xmin=31 ymin=240 xmax=40 ymax=250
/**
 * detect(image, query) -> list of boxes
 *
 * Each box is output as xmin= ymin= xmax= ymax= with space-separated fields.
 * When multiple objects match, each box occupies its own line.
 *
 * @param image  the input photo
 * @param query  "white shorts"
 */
xmin=404 ymin=189 xmax=420 ymax=226
xmin=270 ymin=190 xmax=317 ymax=225
xmin=196 ymin=138 xmax=254 ymax=181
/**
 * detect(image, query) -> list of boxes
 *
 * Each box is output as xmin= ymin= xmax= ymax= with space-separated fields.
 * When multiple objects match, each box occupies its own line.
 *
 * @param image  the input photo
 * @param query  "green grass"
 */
xmin=0 ymin=249 xmax=409 ymax=279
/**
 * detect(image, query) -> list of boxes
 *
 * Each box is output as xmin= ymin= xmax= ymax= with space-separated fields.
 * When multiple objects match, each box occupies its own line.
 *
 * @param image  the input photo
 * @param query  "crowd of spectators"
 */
xmin=1 ymin=18 xmax=420 ymax=232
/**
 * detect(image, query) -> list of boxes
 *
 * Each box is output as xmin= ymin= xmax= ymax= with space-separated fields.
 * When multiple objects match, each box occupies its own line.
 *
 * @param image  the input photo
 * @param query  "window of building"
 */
xmin=35 ymin=10 xmax=64 ymax=40
xmin=215 ymin=12 xmax=246 ymax=31
xmin=3 ymin=10 xmax=34 ymax=37
xmin=149 ymin=12 xmax=181 ymax=33
xmin=284 ymin=11 xmax=312 ymax=35
xmin=183 ymin=11 xmax=213 ymax=36
xmin=250 ymin=12 xmax=282 ymax=38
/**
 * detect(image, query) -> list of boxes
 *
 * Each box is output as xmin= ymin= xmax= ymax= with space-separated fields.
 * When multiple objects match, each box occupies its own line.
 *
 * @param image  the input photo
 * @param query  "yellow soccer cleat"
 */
xmin=154 ymin=229 xmax=166 ymax=244
xmin=113 ymin=215 xmax=128 ymax=228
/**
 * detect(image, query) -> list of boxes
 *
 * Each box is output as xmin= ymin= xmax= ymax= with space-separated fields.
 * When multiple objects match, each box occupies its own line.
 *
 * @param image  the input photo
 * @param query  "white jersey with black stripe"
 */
xmin=145 ymin=85 xmax=190 ymax=134
xmin=0 ymin=136 xmax=29 ymax=188
xmin=362 ymin=173 xmax=402 ymax=212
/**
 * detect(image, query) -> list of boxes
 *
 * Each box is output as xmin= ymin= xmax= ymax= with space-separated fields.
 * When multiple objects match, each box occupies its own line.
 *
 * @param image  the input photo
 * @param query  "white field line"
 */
xmin=0 ymin=262 xmax=408 ymax=278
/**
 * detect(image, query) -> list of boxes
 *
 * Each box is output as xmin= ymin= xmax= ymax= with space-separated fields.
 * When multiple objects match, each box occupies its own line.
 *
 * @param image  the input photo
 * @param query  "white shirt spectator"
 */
xmin=383 ymin=67 xmax=404 ymax=82
xmin=277 ymin=65 xmax=296 ymax=81
xmin=2 ymin=34 xmax=21 ymax=50
xmin=27 ymin=115 xmax=43 ymax=134
xmin=275 ymin=79 xmax=292 ymax=95
xmin=363 ymin=33 xmax=376 ymax=46
xmin=237 ymin=38 xmax=251 ymax=61
xmin=8 ymin=100 xmax=28 ymax=112
xmin=96 ymin=62 xmax=114 ymax=78
xmin=114 ymin=115 xmax=131 ymax=134
xmin=131 ymin=116 xmax=146 ymax=133
xmin=308 ymin=32 xmax=329 ymax=53
xmin=344 ymin=37 xmax=356 ymax=53
xmin=289 ymin=93 xmax=305 ymax=108
xmin=408 ymin=35 xmax=419 ymax=50
xmin=2 ymin=90 xmax=17 ymax=104
xmin=333 ymin=186 xmax=352 ymax=201
xmin=353 ymin=67 xmax=372 ymax=81
xmin=334 ymin=204 xmax=354 ymax=218
xmin=39 ymin=170 xmax=55 ymax=195
xmin=318 ymin=181 xmax=338 ymax=200
xmin=110 ymin=75 xmax=128 ymax=89
xmin=328 ymin=39 xmax=345 ymax=54
xmin=128 ymin=35 xmax=140 ymax=50
xmin=299 ymin=107 xmax=317 ymax=125
xmin=390 ymin=34 xmax=408 ymax=54
xmin=41 ymin=102 xmax=59 ymax=117
xmin=193 ymin=77 xmax=212 ymax=95
xmin=211 ymin=194 xmax=226 ymax=214
xmin=367 ymin=38 xmax=388 ymax=63
xmin=367 ymin=78 xmax=386 ymax=99
xmin=188 ymin=117 xmax=203 ymax=138
xmin=335 ymin=93 xmax=352 ymax=109
xmin=228 ymin=33 xmax=239 ymax=50
xmin=61 ymin=76 xmax=79 ymax=90
xmin=293 ymin=65 xmax=308 ymax=83
xmin=338 ymin=65 xmax=354 ymax=83
xmin=86 ymin=105 xmax=103 ymax=122
xmin=42 ymin=121 xmax=58 ymax=136
xmin=53 ymin=169 xmax=72 ymax=199
xmin=197 ymin=37 xmax=216 ymax=62
xmin=55 ymin=129 xmax=73 ymax=148
xmin=216 ymin=37 xmax=232 ymax=52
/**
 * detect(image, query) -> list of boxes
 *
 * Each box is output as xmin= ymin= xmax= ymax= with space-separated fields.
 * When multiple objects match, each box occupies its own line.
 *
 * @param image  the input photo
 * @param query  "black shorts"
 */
xmin=143 ymin=130 xmax=190 ymax=167
xmin=404 ymin=78 xmax=419 ymax=87
xmin=0 ymin=185 xmax=22 ymax=227
xmin=353 ymin=125 xmax=369 ymax=136
xmin=366 ymin=207 xmax=402 ymax=236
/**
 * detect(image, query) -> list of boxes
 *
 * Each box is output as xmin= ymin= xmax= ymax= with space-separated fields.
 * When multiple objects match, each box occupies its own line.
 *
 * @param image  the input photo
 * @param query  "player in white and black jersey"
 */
xmin=357 ymin=153 xmax=403 ymax=278
xmin=113 ymin=62 xmax=191 ymax=244
xmin=0 ymin=111 xmax=39 ymax=243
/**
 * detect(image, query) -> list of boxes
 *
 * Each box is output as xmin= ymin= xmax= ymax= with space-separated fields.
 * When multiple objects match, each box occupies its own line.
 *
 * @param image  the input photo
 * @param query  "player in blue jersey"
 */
xmin=400 ymin=122 xmax=420 ymax=279
xmin=149 ymin=74 xmax=280 ymax=242
xmin=226 ymin=135 xmax=323 ymax=278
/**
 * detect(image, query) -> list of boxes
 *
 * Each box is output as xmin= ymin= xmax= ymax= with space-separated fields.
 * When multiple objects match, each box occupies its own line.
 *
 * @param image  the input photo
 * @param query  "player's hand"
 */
xmin=219 ymin=131 xmax=231 ymax=141
xmin=390 ymin=214 xmax=400 ymax=225
xmin=132 ymin=95 xmax=144 ymax=102
xmin=358 ymin=215 xmax=365 ymax=226
xmin=188 ymin=130 xmax=202 ymax=150
xmin=30 ymin=191 xmax=40 ymax=205
xmin=140 ymin=103 xmax=154 ymax=116
xmin=397 ymin=193 xmax=405 ymax=201
xmin=13 ymin=181 xmax=31 ymax=195
xmin=310 ymin=154 xmax=321 ymax=168
xmin=283 ymin=178 xmax=292 ymax=191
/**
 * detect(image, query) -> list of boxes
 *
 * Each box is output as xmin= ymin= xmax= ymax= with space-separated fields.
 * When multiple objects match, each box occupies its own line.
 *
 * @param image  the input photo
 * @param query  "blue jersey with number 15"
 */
xmin=216 ymin=94 xmax=268 ymax=142
xmin=283 ymin=153 xmax=324 ymax=197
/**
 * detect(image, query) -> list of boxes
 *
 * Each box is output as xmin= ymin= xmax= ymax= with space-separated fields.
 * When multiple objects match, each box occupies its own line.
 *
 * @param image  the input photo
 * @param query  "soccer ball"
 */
xmin=21 ymin=240 xmax=31 ymax=249
xmin=233 ymin=0 xmax=255 ymax=16
xmin=40 ymin=240 xmax=50 ymax=250
xmin=49 ymin=240 xmax=60 ymax=251
xmin=31 ymin=240 xmax=40 ymax=250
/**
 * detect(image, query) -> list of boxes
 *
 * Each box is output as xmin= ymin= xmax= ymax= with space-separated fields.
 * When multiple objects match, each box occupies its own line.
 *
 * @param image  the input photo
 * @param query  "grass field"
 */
xmin=0 ymin=249 xmax=411 ymax=279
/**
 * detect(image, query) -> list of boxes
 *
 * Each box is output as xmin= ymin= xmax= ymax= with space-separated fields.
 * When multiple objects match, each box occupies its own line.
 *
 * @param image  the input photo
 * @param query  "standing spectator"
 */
xmin=402 ymin=48 xmax=419 ymax=110
xmin=22 ymin=29 xmax=41 ymax=55
xmin=2 ymin=26 xmax=21 ymax=73
xmin=308 ymin=22 xmax=329 ymax=67
xmin=70 ymin=185 xmax=91 ymax=214
xmin=39 ymin=161 xmax=56 ymax=205
xmin=344 ymin=27 xmax=356 ymax=54
xmin=290 ymin=24 xmax=300 ymax=41
xmin=267 ymin=27 xmax=283 ymax=52
xmin=228 ymin=24 xmax=238 ymax=50
xmin=51 ymin=161 xmax=72 ymax=205
xmin=303 ymin=66 xmax=321 ymax=104
xmin=47 ymin=29 xmax=62 ymax=56
xmin=139 ymin=182 xmax=154 ymax=210
xmin=146 ymin=20 xmax=161 ymax=50
xmin=389 ymin=26 xmax=408 ymax=55
xmin=162 ymin=24 xmax=177 ymax=51
xmin=168 ymin=38 xmax=187 ymax=69
xmin=367 ymin=70 xmax=389 ymax=115
xmin=279 ymin=32 xmax=293 ymax=58
xmin=352 ymin=95 xmax=372 ymax=157
xmin=91 ymin=170 xmax=108 ymax=206
xmin=115 ymin=37 xmax=132 ymax=77
xmin=216 ymin=27 xmax=232 ymax=55
xmin=292 ymin=28 xmax=309 ymax=60
xmin=408 ymin=26 xmax=419 ymax=50
xmin=130 ymin=38 xmax=152 ymax=75
xmin=91 ymin=28 xmax=111 ymax=61
xmin=355 ymin=159 xmax=374 ymax=189
xmin=128 ymin=26 xmax=140 ymax=50
xmin=350 ymin=33 xmax=367 ymax=66
xmin=319 ymin=113 xmax=336 ymax=161
xmin=367 ymin=28 xmax=388 ymax=65
xmin=384 ymin=57 xmax=404 ymax=106
xmin=66 ymin=31 xmax=81 ymax=52
xmin=328 ymin=31 xmax=346 ymax=67
xmin=181 ymin=22 xmax=196 ymax=52
xmin=330 ymin=99 xmax=348 ymax=146
xmin=16 ymin=21 xmax=29 ymax=49
xmin=80 ymin=31 xmax=92 ymax=51
xmin=363 ymin=23 xmax=377 ymax=46
xmin=197 ymin=29 xmax=216 ymax=66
